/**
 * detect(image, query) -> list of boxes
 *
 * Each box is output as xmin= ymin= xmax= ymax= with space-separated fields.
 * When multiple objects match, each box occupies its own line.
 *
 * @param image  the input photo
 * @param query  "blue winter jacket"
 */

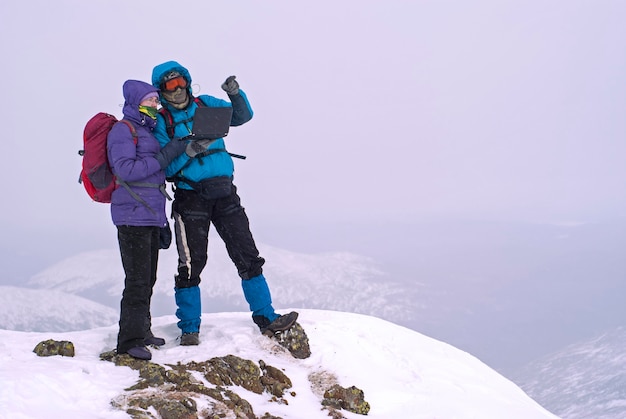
xmin=151 ymin=61 xmax=253 ymax=189
xmin=107 ymin=80 xmax=167 ymax=227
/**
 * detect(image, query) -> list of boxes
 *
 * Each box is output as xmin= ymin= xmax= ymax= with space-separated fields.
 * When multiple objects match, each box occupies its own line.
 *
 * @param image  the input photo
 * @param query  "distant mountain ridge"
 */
xmin=511 ymin=327 xmax=626 ymax=419
xmin=0 ymin=243 xmax=424 ymax=334
xmin=24 ymin=243 xmax=422 ymax=330
xmin=0 ymin=286 xmax=117 ymax=332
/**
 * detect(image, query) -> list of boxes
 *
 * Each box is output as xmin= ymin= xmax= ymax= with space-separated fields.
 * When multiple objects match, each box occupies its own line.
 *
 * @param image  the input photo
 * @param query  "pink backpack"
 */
xmin=78 ymin=113 xmax=136 ymax=203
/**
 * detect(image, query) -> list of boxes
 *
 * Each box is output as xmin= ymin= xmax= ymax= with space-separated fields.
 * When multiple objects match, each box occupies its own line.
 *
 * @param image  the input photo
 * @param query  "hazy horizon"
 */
xmin=5 ymin=215 xmax=625 ymax=377
xmin=1 ymin=0 xmax=625 ymax=385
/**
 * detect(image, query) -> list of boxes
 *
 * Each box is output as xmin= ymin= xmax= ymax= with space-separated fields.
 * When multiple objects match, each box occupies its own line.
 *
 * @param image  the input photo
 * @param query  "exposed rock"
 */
xmin=221 ymin=388 xmax=256 ymax=418
xmin=271 ymin=322 xmax=311 ymax=359
xmin=259 ymin=359 xmax=292 ymax=397
xmin=100 ymin=349 xmax=117 ymax=361
xmin=99 ymin=350 xmax=168 ymax=390
xmin=102 ymin=352 xmax=290 ymax=418
xmin=33 ymin=339 xmax=75 ymax=357
xmin=323 ymin=384 xmax=371 ymax=415
xmin=323 ymin=407 xmax=349 ymax=419
xmin=98 ymin=349 xmax=369 ymax=418
xmin=186 ymin=355 xmax=265 ymax=394
xmin=113 ymin=391 xmax=197 ymax=419
xmin=129 ymin=393 xmax=196 ymax=419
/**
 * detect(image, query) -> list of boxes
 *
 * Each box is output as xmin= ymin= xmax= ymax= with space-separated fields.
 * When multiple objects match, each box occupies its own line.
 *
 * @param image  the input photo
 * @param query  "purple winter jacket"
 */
xmin=107 ymin=80 xmax=167 ymax=227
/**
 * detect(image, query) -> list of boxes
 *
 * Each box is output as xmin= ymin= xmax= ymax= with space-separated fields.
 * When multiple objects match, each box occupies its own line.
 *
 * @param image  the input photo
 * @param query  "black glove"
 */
xmin=221 ymin=75 xmax=240 ymax=96
xmin=186 ymin=139 xmax=215 ymax=158
xmin=159 ymin=221 xmax=172 ymax=249
xmin=155 ymin=139 xmax=187 ymax=169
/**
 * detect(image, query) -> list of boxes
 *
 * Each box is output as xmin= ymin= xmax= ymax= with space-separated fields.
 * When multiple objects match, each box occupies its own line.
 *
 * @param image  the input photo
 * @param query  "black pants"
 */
xmin=116 ymin=225 xmax=159 ymax=353
xmin=172 ymin=184 xmax=265 ymax=288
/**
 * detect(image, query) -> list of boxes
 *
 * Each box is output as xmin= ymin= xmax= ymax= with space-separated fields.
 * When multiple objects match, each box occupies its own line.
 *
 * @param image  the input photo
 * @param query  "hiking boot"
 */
xmin=126 ymin=346 xmax=152 ymax=360
xmin=144 ymin=336 xmax=166 ymax=346
xmin=180 ymin=332 xmax=200 ymax=346
xmin=261 ymin=311 xmax=299 ymax=337
xmin=253 ymin=315 xmax=272 ymax=331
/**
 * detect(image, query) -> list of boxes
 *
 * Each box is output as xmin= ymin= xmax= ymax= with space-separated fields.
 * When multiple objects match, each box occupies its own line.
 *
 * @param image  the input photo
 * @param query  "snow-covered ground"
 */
xmin=0 ymin=309 xmax=558 ymax=418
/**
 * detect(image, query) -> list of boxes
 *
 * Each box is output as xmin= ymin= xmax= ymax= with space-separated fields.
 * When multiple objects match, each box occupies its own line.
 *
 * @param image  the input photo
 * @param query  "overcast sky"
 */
xmin=3 ymin=1 xmax=625 ymax=233
xmin=1 ymin=1 xmax=625 ymax=371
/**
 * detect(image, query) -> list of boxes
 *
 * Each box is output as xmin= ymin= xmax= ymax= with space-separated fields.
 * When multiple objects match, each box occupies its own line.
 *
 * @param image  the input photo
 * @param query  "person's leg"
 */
xmin=241 ymin=274 xmax=278 ymax=323
xmin=171 ymin=189 xmax=211 ymax=337
xmin=172 ymin=189 xmax=211 ymax=287
xmin=212 ymin=186 xmax=298 ymax=332
xmin=174 ymin=285 xmax=201 ymax=333
xmin=116 ymin=226 xmax=156 ymax=355
xmin=144 ymin=227 xmax=165 ymax=346
xmin=211 ymin=186 xmax=265 ymax=280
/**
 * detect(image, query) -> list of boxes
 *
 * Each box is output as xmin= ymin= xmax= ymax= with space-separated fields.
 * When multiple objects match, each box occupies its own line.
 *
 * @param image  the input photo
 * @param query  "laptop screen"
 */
xmin=191 ymin=106 xmax=233 ymax=140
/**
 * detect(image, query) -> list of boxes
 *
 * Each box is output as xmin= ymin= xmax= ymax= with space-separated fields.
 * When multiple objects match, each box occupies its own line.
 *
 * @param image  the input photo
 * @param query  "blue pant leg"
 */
xmin=175 ymin=285 xmax=201 ymax=334
xmin=241 ymin=274 xmax=278 ymax=321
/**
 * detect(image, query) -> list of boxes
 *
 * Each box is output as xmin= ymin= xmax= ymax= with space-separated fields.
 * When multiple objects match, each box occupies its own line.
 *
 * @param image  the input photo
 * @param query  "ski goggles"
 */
xmin=161 ymin=76 xmax=188 ymax=92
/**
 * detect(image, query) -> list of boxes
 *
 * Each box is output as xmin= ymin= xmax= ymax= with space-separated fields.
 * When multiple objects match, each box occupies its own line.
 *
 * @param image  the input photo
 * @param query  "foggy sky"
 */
xmin=1 ymin=0 xmax=625 ymax=373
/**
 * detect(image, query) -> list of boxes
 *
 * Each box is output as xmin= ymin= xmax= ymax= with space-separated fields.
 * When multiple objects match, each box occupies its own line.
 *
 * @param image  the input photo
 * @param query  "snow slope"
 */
xmin=0 ymin=286 xmax=117 ymax=332
xmin=512 ymin=327 xmax=626 ymax=419
xmin=0 ymin=309 xmax=558 ymax=419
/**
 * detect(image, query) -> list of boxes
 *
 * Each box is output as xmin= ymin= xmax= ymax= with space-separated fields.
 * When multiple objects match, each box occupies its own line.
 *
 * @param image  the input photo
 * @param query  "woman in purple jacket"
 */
xmin=107 ymin=79 xmax=211 ymax=360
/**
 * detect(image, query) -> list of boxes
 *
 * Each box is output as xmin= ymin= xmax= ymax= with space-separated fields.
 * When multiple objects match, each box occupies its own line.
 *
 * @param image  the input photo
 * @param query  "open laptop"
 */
xmin=191 ymin=106 xmax=233 ymax=140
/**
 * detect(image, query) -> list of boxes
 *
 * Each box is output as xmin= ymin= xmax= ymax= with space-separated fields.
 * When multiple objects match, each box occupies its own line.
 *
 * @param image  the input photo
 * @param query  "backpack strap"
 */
xmin=165 ymin=148 xmax=229 ymax=186
xmin=118 ymin=119 xmax=138 ymax=144
xmin=115 ymin=180 xmax=172 ymax=216
xmin=158 ymin=97 xmax=205 ymax=139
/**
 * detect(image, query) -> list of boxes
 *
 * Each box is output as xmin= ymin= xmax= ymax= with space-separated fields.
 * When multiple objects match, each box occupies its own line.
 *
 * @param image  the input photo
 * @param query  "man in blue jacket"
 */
xmin=151 ymin=61 xmax=298 ymax=346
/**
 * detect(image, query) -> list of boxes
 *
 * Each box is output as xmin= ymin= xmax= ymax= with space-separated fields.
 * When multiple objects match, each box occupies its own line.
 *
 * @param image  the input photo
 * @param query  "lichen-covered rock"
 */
xmin=186 ymin=355 xmax=265 ymax=394
xmin=323 ymin=407 xmax=348 ymax=419
xmin=128 ymin=394 xmax=196 ymax=419
xmin=101 ymin=350 xmax=367 ymax=419
xmin=99 ymin=349 xmax=117 ymax=362
xmin=101 ymin=351 xmax=150 ymax=369
xmin=164 ymin=368 xmax=199 ymax=388
xmin=33 ymin=339 xmax=75 ymax=357
xmin=323 ymin=384 xmax=371 ymax=415
xmin=259 ymin=359 xmax=292 ymax=397
xmin=153 ymin=397 xmax=196 ymax=419
xmin=114 ymin=391 xmax=197 ymax=419
xmin=222 ymin=389 xmax=256 ymax=418
xmin=272 ymin=322 xmax=311 ymax=359
xmin=125 ymin=407 xmax=155 ymax=419
xmin=99 ymin=350 xmax=169 ymax=390
xmin=130 ymin=362 xmax=168 ymax=390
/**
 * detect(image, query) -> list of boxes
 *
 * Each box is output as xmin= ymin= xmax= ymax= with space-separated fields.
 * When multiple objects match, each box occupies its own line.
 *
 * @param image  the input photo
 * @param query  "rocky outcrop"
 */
xmin=98 ymin=350 xmax=369 ymax=418
xmin=322 ymin=384 xmax=371 ymax=415
xmin=32 ymin=332 xmax=365 ymax=418
xmin=272 ymin=322 xmax=311 ymax=359
xmin=33 ymin=339 xmax=75 ymax=357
